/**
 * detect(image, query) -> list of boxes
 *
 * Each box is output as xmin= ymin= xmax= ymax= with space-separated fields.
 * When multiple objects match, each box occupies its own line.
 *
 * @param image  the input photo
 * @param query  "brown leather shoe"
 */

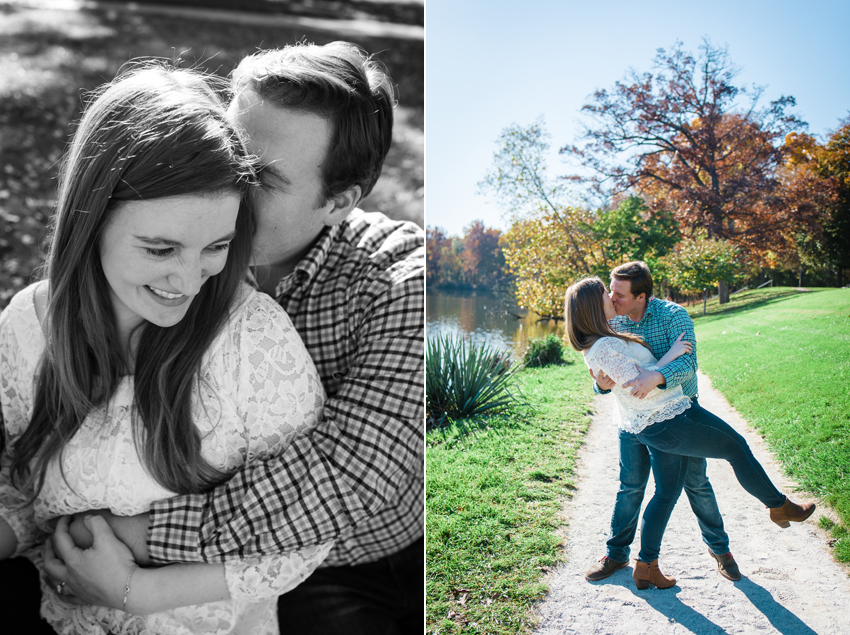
xmin=632 ymin=559 xmax=676 ymax=590
xmin=709 ymin=550 xmax=741 ymax=581
xmin=584 ymin=556 xmax=627 ymax=581
xmin=769 ymin=498 xmax=816 ymax=528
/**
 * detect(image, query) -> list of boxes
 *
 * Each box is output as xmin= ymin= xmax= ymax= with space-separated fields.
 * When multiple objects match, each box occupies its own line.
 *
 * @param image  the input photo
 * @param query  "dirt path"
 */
xmin=534 ymin=372 xmax=850 ymax=635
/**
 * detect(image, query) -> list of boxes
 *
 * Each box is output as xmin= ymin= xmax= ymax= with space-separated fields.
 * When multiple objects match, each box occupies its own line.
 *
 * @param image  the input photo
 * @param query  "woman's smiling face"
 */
xmin=98 ymin=193 xmax=240 ymax=341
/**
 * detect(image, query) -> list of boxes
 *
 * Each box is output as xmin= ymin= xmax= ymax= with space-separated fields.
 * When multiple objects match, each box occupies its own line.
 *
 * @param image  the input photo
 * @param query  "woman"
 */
xmin=564 ymin=276 xmax=814 ymax=589
xmin=0 ymin=64 xmax=329 ymax=634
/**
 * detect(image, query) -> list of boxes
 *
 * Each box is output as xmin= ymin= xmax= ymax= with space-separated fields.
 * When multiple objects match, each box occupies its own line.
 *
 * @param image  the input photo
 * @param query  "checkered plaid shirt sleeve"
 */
xmin=638 ymin=301 xmax=698 ymax=393
xmin=147 ymin=214 xmax=424 ymax=566
xmin=653 ymin=305 xmax=697 ymax=392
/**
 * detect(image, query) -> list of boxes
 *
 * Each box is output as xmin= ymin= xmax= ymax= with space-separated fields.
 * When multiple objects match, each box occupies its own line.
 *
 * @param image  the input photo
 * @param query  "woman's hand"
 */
xmin=589 ymin=368 xmax=616 ymax=390
xmin=656 ymin=333 xmax=692 ymax=368
xmin=44 ymin=515 xmax=137 ymax=611
xmin=66 ymin=509 xmax=152 ymax=566
xmin=668 ymin=333 xmax=693 ymax=359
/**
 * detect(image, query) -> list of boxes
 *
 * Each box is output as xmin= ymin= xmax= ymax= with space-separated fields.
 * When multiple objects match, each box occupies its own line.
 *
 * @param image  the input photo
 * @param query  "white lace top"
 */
xmin=0 ymin=281 xmax=331 ymax=635
xmin=583 ymin=337 xmax=692 ymax=434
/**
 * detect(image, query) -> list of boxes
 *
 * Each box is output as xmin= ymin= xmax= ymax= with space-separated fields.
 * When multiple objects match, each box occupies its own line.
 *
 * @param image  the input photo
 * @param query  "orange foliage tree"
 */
xmin=783 ymin=123 xmax=850 ymax=284
xmin=562 ymin=40 xmax=807 ymax=301
xmin=459 ymin=221 xmax=509 ymax=290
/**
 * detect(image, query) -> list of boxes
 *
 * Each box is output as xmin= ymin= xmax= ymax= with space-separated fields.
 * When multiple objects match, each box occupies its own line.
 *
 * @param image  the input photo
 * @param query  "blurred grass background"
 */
xmin=0 ymin=0 xmax=423 ymax=307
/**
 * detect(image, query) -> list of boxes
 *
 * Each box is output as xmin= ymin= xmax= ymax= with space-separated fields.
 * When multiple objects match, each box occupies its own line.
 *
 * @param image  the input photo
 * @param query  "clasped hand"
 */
xmin=43 ymin=510 xmax=152 ymax=611
xmin=590 ymin=367 xmax=662 ymax=398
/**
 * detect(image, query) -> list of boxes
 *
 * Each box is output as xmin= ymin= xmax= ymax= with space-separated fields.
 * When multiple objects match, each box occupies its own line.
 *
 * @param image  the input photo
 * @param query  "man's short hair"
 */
xmin=232 ymin=41 xmax=396 ymax=202
xmin=611 ymin=261 xmax=653 ymax=299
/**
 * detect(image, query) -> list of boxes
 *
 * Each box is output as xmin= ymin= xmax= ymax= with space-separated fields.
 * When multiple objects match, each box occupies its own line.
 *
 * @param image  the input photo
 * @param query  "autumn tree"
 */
xmin=460 ymin=221 xmax=509 ymax=289
xmin=426 ymin=226 xmax=465 ymax=288
xmin=501 ymin=206 xmax=598 ymax=317
xmin=426 ymin=226 xmax=451 ymax=287
xmin=792 ymin=122 xmax=850 ymax=284
xmin=563 ymin=39 xmax=806 ymax=303
xmin=812 ymin=121 xmax=850 ymax=282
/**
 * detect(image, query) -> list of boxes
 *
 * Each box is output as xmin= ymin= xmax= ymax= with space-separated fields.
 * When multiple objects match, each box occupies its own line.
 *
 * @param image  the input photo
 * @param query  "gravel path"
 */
xmin=534 ymin=372 xmax=850 ymax=635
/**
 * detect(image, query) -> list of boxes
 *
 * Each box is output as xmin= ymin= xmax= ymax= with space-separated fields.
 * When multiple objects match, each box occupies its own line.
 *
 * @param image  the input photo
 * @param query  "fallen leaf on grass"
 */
xmin=446 ymin=610 xmax=469 ymax=624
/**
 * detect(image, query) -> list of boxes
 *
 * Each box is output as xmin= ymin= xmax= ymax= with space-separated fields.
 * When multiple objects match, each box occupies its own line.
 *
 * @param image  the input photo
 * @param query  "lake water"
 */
xmin=425 ymin=289 xmax=565 ymax=358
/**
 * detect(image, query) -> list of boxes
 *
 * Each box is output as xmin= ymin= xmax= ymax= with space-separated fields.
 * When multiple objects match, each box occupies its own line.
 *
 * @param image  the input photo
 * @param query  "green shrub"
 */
xmin=426 ymin=334 xmax=522 ymax=429
xmin=523 ymin=334 xmax=566 ymax=367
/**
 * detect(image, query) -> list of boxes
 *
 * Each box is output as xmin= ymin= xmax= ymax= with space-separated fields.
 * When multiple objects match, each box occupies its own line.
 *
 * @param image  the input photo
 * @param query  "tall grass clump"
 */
xmin=426 ymin=334 xmax=522 ymax=429
xmin=523 ymin=334 xmax=567 ymax=367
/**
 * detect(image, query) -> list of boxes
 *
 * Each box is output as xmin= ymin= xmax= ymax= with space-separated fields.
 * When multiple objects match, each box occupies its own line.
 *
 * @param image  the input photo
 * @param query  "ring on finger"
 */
xmin=56 ymin=581 xmax=66 ymax=595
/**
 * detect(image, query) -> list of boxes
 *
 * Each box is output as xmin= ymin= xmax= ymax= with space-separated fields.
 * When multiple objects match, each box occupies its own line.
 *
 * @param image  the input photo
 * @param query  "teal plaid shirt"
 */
xmin=603 ymin=296 xmax=699 ymax=397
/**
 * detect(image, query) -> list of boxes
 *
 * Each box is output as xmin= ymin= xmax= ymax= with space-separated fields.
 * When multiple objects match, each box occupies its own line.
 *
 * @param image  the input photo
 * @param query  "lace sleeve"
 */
xmin=215 ymin=291 xmax=331 ymax=596
xmin=0 ymin=303 xmax=45 ymax=555
xmin=234 ymin=292 xmax=326 ymax=456
xmin=223 ymin=541 xmax=334 ymax=601
xmin=585 ymin=338 xmax=641 ymax=387
xmin=0 ymin=450 xmax=45 ymax=556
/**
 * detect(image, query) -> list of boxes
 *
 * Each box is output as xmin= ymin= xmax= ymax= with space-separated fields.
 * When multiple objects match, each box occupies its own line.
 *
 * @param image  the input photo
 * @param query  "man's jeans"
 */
xmin=606 ymin=418 xmax=731 ymax=562
xmin=277 ymin=537 xmax=423 ymax=635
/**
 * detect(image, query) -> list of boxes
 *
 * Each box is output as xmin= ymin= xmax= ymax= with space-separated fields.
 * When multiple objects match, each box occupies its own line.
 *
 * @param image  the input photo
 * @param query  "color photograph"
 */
xmin=426 ymin=1 xmax=850 ymax=633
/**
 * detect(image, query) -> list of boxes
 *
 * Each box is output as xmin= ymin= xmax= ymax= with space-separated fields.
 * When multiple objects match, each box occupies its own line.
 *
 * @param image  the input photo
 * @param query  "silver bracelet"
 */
xmin=122 ymin=564 xmax=140 ymax=614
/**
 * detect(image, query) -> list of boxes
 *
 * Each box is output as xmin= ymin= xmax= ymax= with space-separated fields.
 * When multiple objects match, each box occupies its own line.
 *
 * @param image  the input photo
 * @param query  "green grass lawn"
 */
xmin=426 ymin=287 xmax=850 ymax=634
xmin=691 ymin=287 xmax=850 ymax=561
xmin=0 ymin=2 xmax=422 ymax=307
xmin=426 ymin=352 xmax=594 ymax=635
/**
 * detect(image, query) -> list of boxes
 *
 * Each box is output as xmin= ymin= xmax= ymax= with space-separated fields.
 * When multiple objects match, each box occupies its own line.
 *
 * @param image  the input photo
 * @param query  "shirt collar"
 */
xmin=623 ymin=296 xmax=657 ymax=326
xmin=273 ymin=223 xmax=344 ymax=298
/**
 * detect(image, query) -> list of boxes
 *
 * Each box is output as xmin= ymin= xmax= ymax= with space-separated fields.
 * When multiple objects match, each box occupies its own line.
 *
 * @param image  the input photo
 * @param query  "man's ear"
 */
xmin=322 ymin=185 xmax=361 ymax=226
xmin=635 ymin=292 xmax=647 ymax=304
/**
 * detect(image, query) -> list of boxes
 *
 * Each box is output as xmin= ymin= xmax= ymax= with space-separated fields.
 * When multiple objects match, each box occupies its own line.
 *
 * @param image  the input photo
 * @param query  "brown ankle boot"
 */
xmin=769 ymin=498 xmax=816 ymax=528
xmin=632 ymin=559 xmax=676 ymax=590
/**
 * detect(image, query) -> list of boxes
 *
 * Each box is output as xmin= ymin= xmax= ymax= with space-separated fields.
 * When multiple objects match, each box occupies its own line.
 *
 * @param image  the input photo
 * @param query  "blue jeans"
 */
xmin=637 ymin=444 xmax=689 ymax=562
xmin=606 ymin=407 xmax=731 ymax=562
xmin=636 ymin=404 xmax=785 ymax=508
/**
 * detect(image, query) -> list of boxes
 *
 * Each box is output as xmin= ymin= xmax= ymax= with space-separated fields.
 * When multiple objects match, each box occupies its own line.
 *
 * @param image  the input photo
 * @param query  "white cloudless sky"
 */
xmin=425 ymin=0 xmax=850 ymax=236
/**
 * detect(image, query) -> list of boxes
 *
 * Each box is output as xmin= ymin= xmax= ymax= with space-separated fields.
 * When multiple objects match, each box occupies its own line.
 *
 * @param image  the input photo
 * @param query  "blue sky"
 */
xmin=425 ymin=0 xmax=850 ymax=236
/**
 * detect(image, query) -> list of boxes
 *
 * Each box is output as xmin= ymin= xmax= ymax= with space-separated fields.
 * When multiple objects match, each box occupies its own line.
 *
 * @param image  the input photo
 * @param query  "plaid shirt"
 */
xmin=607 ymin=296 xmax=699 ymax=397
xmin=148 ymin=210 xmax=425 ymax=567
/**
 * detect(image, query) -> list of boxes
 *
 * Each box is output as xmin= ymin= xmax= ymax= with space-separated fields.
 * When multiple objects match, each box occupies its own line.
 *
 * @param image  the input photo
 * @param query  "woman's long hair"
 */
xmin=564 ymin=277 xmax=651 ymax=352
xmin=11 ymin=63 xmax=258 ymax=498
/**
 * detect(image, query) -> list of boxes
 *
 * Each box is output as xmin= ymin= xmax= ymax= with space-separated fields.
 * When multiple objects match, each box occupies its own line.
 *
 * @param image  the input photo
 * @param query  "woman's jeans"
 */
xmin=636 ymin=404 xmax=786 ymax=509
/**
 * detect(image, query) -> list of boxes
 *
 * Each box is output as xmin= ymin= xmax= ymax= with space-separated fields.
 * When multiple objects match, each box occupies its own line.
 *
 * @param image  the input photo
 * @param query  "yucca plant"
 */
xmin=426 ymin=334 xmax=523 ymax=429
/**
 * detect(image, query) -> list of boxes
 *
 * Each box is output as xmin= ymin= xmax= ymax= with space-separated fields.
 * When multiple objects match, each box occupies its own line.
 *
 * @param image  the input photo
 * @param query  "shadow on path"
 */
xmin=592 ymin=575 xmax=820 ymax=635
xmin=734 ymin=578 xmax=819 ymax=635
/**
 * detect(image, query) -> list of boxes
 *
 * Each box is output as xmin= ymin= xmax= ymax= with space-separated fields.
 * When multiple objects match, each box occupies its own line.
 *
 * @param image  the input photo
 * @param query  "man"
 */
xmin=584 ymin=261 xmax=741 ymax=583
xmin=45 ymin=42 xmax=424 ymax=632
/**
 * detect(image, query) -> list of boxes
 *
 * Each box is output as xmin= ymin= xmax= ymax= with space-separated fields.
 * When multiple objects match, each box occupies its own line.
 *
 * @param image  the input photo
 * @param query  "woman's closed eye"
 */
xmin=206 ymin=242 xmax=231 ymax=254
xmin=145 ymin=247 xmax=173 ymax=258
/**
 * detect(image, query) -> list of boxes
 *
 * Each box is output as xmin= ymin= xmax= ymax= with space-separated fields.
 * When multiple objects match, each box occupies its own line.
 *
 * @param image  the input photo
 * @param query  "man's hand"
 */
xmin=622 ymin=369 xmax=665 ymax=399
xmin=589 ymin=369 xmax=616 ymax=390
xmin=67 ymin=509 xmax=152 ymax=566
xmin=44 ymin=515 xmax=136 ymax=610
